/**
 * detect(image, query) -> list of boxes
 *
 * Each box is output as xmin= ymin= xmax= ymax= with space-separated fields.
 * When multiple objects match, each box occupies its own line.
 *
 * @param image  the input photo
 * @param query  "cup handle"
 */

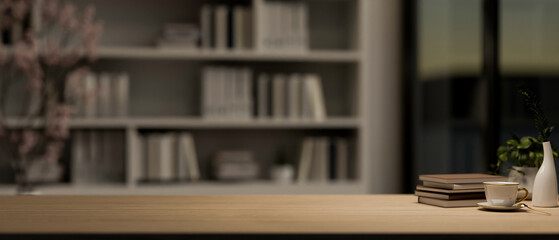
xmin=516 ymin=188 xmax=529 ymax=203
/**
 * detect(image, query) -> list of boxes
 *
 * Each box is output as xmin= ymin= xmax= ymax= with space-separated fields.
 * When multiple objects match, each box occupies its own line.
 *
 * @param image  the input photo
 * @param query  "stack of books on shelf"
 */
xmin=201 ymin=67 xmax=327 ymax=121
xmin=212 ymin=150 xmax=259 ymax=181
xmin=157 ymin=23 xmax=199 ymax=49
xmin=71 ymin=72 xmax=129 ymax=118
xmin=255 ymin=0 xmax=308 ymax=52
xmin=200 ymin=4 xmax=252 ymax=51
xmin=71 ymin=130 xmax=125 ymax=184
xmin=139 ymin=132 xmax=200 ymax=182
xmin=297 ymin=137 xmax=350 ymax=183
xmin=415 ymin=173 xmax=507 ymax=208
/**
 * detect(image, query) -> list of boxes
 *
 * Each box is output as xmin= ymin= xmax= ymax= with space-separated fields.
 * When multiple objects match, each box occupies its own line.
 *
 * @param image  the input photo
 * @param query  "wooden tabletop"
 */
xmin=0 ymin=194 xmax=558 ymax=234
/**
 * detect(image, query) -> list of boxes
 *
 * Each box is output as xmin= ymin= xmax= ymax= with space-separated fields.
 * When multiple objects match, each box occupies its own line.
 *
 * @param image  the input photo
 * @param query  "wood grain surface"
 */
xmin=0 ymin=195 xmax=558 ymax=234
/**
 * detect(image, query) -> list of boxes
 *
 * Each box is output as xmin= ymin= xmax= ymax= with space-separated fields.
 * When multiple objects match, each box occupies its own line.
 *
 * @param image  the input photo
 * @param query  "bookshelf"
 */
xmin=0 ymin=0 xmax=400 ymax=195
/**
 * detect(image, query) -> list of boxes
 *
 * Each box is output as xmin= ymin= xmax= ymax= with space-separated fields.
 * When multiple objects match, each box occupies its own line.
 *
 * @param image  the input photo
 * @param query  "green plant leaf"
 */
xmin=507 ymin=139 xmax=519 ymax=146
xmin=519 ymin=137 xmax=533 ymax=149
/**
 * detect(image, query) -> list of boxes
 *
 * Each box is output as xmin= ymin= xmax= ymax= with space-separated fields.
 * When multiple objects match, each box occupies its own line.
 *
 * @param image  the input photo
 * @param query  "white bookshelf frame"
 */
xmin=0 ymin=0 xmax=387 ymax=195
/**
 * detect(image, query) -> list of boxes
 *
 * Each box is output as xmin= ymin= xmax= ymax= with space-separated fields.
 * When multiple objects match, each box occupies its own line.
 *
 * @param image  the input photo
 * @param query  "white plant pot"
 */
xmin=508 ymin=166 xmax=538 ymax=200
xmin=270 ymin=165 xmax=295 ymax=184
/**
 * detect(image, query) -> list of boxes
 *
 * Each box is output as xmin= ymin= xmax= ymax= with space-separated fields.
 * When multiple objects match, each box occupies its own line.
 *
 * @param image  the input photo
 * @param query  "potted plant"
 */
xmin=270 ymin=147 xmax=294 ymax=184
xmin=491 ymin=87 xmax=557 ymax=199
xmin=492 ymin=134 xmax=556 ymax=198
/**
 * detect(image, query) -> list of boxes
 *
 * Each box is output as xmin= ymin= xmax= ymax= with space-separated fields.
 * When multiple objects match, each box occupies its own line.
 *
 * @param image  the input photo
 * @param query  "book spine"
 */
xmin=215 ymin=5 xmax=228 ymax=51
xmin=257 ymin=73 xmax=270 ymax=119
xmin=84 ymin=73 xmax=98 ymax=118
xmin=89 ymin=131 xmax=99 ymax=182
xmin=184 ymin=133 xmax=200 ymax=181
xmin=177 ymin=133 xmax=189 ymax=181
xmin=227 ymin=6 xmax=234 ymax=49
xmin=297 ymin=137 xmax=314 ymax=183
xmin=243 ymin=7 xmax=253 ymax=49
xmin=233 ymin=6 xmax=244 ymax=51
xmin=201 ymin=5 xmax=212 ymax=49
xmin=114 ymin=73 xmax=129 ymax=117
xmin=241 ymin=68 xmax=253 ymax=119
xmin=97 ymin=72 xmax=112 ymax=118
xmin=147 ymin=134 xmax=161 ymax=181
xmin=288 ymin=74 xmax=301 ymax=120
xmin=329 ymin=138 xmax=336 ymax=180
xmin=159 ymin=133 xmax=176 ymax=181
xmin=336 ymin=138 xmax=348 ymax=181
xmin=71 ymin=131 xmax=85 ymax=185
xmin=272 ymin=74 xmax=286 ymax=119
xmin=305 ymin=74 xmax=326 ymax=121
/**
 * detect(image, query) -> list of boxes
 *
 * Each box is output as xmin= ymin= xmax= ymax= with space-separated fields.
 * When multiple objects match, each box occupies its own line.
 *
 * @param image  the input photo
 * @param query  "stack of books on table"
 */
xmin=415 ymin=173 xmax=507 ymax=208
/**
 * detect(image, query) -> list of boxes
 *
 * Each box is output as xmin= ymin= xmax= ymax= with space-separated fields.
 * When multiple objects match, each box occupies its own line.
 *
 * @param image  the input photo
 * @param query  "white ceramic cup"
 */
xmin=483 ymin=181 xmax=529 ymax=207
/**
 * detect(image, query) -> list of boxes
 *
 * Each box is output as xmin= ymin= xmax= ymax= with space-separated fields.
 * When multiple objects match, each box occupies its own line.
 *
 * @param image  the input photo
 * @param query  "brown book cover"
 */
xmin=416 ymin=185 xmax=484 ymax=194
xmin=418 ymin=173 xmax=507 ymax=184
xmin=418 ymin=196 xmax=484 ymax=208
xmin=414 ymin=190 xmax=485 ymax=200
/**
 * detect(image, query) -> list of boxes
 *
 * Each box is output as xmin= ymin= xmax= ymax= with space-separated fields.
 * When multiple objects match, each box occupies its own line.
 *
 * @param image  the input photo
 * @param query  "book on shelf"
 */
xmin=147 ymin=134 xmax=161 ymax=181
xmin=179 ymin=132 xmax=200 ymax=181
xmin=112 ymin=73 xmax=129 ymax=117
xmin=418 ymin=173 xmax=507 ymax=184
xmin=257 ymin=73 xmax=270 ymax=119
xmin=304 ymin=74 xmax=327 ymax=121
xmin=71 ymin=130 xmax=125 ymax=184
xmin=260 ymin=72 xmax=327 ymax=121
xmin=78 ymin=71 xmax=130 ymax=119
xmin=297 ymin=136 xmax=350 ymax=183
xmin=83 ymin=72 xmax=98 ymax=118
xmin=202 ymin=66 xmax=253 ymax=120
xmin=157 ymin=23 xmax=200 ymax=49
xmin=335 ymin=138 xmax=348 ymax=180
xmin=214 ymin=5 xmax=228 ymax=50
xmin=287 ymin=74 xmax=302 ymax=120
xmin=200 ymin=5 xmax=214 ymax=49
xmin=201 ymin=67 xmax=327 ymax=121
xmin=97 ymin=72 xmax=112 ymax=117
xmin=256 ymin=0 xmax=308 ymax=52
xmin=213 ymin=150 xmax=258 ymax=181
xmin=296 ymin=137 xmax=314 ymax=182
xmin=417 ymin=196 xmax=484 ymax=208
xmin=159 ymin=133 xmax=177 ymax=181
xmin=414 ymin=190 xmax=485 ymax=201
xmin=142 ymin=132 xmax=200 ymax=182
xmin=233 ymin=6 xmax=252 ymax=51
xmin=200 ymin=4 xmax=253 ymax=51
xmin=272 ymin=74 xmax=286 ymax=119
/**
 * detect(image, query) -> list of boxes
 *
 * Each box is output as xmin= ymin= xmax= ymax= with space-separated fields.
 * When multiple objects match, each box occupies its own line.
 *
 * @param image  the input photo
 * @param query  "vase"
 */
xmin=508 ymin=166 xmax=538 ymax=199
xmin=270 ymin=165 xmax=295 ymax=184
xmin=532 ymin=141 xmax=558 ymax=207
xmin=12 ymin=158 xmax=37 ymax=195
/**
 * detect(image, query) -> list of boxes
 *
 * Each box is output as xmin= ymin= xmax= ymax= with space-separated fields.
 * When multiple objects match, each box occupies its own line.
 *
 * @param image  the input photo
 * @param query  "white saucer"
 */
xmin=477 ymin=202 xmax=522 ymax=211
